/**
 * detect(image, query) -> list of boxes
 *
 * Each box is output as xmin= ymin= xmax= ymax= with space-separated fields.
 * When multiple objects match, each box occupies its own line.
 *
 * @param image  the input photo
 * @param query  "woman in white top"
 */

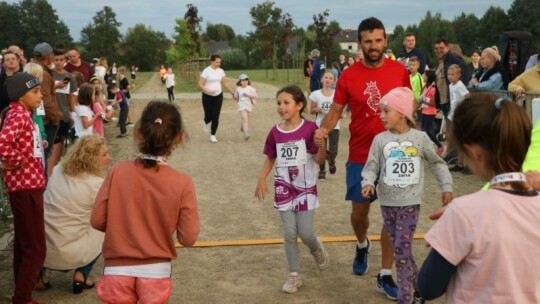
xmin=94 ymin=57 xmax=108 ymax=95
xmin=198 ymin=54 xmax=235 ymax=143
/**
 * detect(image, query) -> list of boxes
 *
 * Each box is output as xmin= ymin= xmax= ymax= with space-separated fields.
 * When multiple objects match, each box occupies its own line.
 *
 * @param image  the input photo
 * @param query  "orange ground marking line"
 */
xmin=176 ymin=234 xmax=426 ymax=248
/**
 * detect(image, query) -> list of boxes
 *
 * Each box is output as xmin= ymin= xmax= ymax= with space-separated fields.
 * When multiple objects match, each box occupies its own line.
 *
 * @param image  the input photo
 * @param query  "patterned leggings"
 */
xmin=380 ymin=204 xmax=420 ymax=304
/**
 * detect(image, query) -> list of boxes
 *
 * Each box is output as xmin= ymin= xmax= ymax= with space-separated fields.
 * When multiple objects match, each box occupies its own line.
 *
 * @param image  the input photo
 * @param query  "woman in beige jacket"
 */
xmin=37 ymin=135 xmax=111 ymax=294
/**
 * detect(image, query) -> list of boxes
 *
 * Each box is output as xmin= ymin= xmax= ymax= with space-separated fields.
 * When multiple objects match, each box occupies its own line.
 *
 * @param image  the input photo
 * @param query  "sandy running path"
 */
xmin=0 ymin=73 xmax=484 ymax=304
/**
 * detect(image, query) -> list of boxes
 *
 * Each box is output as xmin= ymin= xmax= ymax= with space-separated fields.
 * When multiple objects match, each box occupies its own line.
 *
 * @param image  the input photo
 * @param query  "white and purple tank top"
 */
xmin=263 ymin=119 xmax=320 ymax=211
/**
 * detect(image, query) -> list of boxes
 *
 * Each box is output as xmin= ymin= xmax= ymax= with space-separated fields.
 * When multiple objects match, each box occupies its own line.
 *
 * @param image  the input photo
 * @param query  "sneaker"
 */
xmin=203 ymin=121 xmax=210 ymax=133
xmin=116 ymin=134 xmax=127 ymax=138
xmin=437 ymin=145 xmax=446 ymax=157
xmin=210 ymin=135 xmax=218 ymax=143
xmin=444 ymin=150 xmax=458 ymax=165
xmin=413 ymin=290 xmax=425 ymax=304
xmin=281 ymin=272 xmax=302 ymax=293
xmin=376 ymin=273 xmax=398 ymax=300
xmin=352 ymin=239 xmax=370 ymax=275
xmin=318 ymin=171 xmax=326 ymax=181
xmin=311 ymin=241 xmax=329 ymax=270
xmin=244 ymin=133 xmax=250 ymax=141
xmin=126 ymin=122 xmax=134 ymax=127
xmin=449 ymin=164 xmax=464 ymax=172
xmin=328 ymin=160 xmax=337 ymax=175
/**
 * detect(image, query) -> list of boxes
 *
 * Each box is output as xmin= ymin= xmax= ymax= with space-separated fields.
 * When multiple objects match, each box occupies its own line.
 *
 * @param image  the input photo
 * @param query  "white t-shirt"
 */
xmin=74 ymin=105 xmax=94 ymax=137
xmin=425 ymin=189 xmax=540 ymax=304
xmin=448 ymin=80 xmax=469 ymax=121
xmin=235 ymin=86 xmax=256 ymax=112
xmin=200 ymin=66 xmax=225 ymax=96
xmin=95 ymin=66 xmax=107 ymax=80
xmin=164 ymin=73 xmax=176 ymax=88
xmin=309 ymin=90 xmax=340 ymax=129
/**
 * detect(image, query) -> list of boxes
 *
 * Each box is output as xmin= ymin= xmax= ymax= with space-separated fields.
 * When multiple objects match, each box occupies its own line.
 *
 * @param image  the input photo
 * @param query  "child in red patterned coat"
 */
xmin=0 ymin=72 xmax=47 ymax=304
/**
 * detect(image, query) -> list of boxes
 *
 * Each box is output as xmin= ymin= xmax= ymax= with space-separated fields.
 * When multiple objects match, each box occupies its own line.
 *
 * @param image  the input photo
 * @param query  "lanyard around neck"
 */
xmin=141 ymin=154 xmax=167 ymax=163
xmin=490 ymin=172 xmax=527 ymax=185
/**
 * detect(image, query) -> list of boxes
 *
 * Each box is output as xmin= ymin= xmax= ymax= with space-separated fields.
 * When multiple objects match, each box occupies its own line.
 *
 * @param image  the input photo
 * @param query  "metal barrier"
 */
xmin=470 ymin=89 xmax=540 ymax=124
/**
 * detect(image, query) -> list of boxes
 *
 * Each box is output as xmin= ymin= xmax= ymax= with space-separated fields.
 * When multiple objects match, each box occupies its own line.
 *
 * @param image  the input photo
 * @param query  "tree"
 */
xmin=415 ymin=11 xmax=457 ymax=66
xmin=280 ymin=13 xmax=296 ymax=55
xmin=205 ymin=23 xmax=236 ymax=41
xmin=121 ymin=24 xmax=169 ymax=71
xmin=387 ymin=25 xmax=406 ymax=55
xmin=507 ymin=0 xmax=540 ymax=47
xmin=166 ymin=18 xmax=195 ymax=66
xmin=452 ymin=13 xmax=480 ymax=56
xmin=80 ymin=6 xmax=122 ymax=59
xmin=10 ymin=0 xmax=73 ymax=52
xmin=0 ymin=2 xmax=23 ymax=48
xmin=184 ymin=4 xmax=203 ymax=56
xmin=249 ymin=1 xmax=283 ymax=60
xmin=312 ymin=10 xmax=341 ymax=61
xmin=477 ymin=6 xmax=511 ymax=49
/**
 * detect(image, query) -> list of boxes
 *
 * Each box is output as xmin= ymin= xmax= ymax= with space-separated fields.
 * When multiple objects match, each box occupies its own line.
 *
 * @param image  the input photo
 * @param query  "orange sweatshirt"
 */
xmin=91 ymin=160 xmax=200 ymax=267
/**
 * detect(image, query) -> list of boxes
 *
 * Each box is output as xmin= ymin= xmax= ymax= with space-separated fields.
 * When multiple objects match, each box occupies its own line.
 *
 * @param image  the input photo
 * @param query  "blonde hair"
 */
xmin=448 ymin=64 xmax=461 ymax=74
xmin=482 ymin=46 xmax=501 ymax=62
xmin=62 ymin=135 xmax=106 ymax=177
xmin=97 ymin=57 xmax=108 ymax=69
xmin=23 ymin=62 xmax=44 ymax=81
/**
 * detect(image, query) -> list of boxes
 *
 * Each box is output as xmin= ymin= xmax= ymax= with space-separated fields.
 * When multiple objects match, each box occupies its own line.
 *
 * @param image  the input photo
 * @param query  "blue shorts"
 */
xmin=345 ymin=162 xmax=378 ymax=203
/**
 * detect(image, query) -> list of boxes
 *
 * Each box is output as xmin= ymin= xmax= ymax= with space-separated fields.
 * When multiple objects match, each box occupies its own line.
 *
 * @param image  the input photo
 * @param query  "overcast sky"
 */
xmin=8 ymin=0 xmax=513 ymax=41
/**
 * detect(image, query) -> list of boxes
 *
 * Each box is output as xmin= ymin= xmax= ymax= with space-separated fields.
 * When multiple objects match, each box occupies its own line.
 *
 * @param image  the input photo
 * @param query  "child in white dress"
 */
xmin=233 ymin=74 xmax=257 ymax=140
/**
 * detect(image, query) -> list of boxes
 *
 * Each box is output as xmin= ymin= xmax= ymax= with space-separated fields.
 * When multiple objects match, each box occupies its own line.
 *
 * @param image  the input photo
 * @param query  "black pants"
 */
xmin=421 ymin=114 xmax=442 ymax=148
xmin=202 ymin=93 xmax=223 ymax=135
xmin=44 ymin=123 xmax=59 ymax=159
xmin=119 ymin=107 xmax=128 ymax=135
xmin=167 ymin=86 xmax=174 ymax=101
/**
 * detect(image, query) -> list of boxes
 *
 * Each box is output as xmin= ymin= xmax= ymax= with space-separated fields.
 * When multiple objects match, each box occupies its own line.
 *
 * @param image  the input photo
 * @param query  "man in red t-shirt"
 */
xmin=315 ymin=17 xmax=411 ymax=300
xmin=64 ymin=48 xmax=94 ymax=83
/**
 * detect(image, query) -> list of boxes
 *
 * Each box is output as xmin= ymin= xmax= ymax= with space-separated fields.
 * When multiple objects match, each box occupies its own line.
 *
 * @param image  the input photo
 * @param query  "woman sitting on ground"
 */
xmin=37 ymin=135 xmax=111 ymax=294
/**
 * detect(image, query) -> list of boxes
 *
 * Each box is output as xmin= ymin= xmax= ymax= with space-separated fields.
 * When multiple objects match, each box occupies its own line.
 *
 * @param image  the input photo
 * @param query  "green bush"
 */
xmin=217 ymin=48 xmax=247 ymax=70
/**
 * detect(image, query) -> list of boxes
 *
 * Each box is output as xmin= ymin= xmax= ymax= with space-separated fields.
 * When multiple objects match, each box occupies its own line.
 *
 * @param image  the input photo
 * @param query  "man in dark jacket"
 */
xmin=398 ymin=33 xmax=427 ymax=74
xmin=434 ymin=38 xmax=469 ymax=120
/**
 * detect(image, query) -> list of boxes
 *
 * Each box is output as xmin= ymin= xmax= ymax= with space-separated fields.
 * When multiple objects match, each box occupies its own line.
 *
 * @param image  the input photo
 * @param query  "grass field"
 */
xmin=170 ymin=68 xmax=305 ymax=93
xmin=130 ymin=72 xmax=153 ymax=92
xmin=226 ymin=69 xmax=304 ymax=88
xmin=138 ymin=68 xmax=305 ymax=93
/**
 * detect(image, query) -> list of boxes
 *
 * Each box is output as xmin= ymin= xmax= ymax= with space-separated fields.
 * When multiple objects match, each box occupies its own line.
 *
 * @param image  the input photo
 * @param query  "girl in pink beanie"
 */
xmin=361 ymin=87 xmax=453 ymax=303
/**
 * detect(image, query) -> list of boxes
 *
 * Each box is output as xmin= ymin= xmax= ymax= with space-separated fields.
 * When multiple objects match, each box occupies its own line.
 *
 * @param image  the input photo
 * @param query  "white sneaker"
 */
xmin=210 ymin=135 xmax=218 ymax=143
xmin=243 ymin=133 xmax=250 ymax=140
xmin=203 ymin=121 xmax=209 ymax=133
xmin=312 ymin=239 xmax=329 ymax=269
xmin=281 ymin=272 xmax=302 ymax=293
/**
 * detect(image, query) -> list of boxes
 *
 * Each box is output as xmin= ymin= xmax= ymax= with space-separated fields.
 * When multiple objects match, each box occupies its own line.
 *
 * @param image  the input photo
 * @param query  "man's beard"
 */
xmin=364 ymin=50 xmax=383 ymax=64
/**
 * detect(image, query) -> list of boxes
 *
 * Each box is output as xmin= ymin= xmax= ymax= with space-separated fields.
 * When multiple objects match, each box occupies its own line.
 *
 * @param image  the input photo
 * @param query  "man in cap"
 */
xmin=32 ymin=42 xmax=62 ymax=159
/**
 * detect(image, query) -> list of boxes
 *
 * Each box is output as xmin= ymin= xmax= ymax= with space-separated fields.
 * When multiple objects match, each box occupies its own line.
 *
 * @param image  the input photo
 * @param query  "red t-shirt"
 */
xmin=334 ymin=59 xmax=411 ymax=163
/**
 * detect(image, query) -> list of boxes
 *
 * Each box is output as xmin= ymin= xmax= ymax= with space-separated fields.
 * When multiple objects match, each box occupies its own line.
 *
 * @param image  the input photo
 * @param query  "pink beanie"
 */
xmin=380 ymin=87 xmax=415 ymax=122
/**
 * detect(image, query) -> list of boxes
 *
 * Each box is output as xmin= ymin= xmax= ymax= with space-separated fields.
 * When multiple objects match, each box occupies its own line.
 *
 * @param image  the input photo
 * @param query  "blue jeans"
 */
xmin=75 ymin=254 xmax=100 ymax=277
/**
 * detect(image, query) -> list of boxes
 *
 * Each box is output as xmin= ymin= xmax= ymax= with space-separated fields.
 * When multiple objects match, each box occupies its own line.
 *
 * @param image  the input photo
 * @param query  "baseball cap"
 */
xmin=33 ymin=42 xmax=53 ymax=58
xmin=380 ymin=87 xmax=415 ymax=122
xmin=239 ymin=74 xmax=248 ymax=80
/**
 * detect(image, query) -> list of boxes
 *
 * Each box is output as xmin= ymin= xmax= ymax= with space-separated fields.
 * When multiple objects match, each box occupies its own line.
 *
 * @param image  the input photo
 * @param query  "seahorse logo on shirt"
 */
xmin=364 ymin=81 xmax=382 ymax=113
